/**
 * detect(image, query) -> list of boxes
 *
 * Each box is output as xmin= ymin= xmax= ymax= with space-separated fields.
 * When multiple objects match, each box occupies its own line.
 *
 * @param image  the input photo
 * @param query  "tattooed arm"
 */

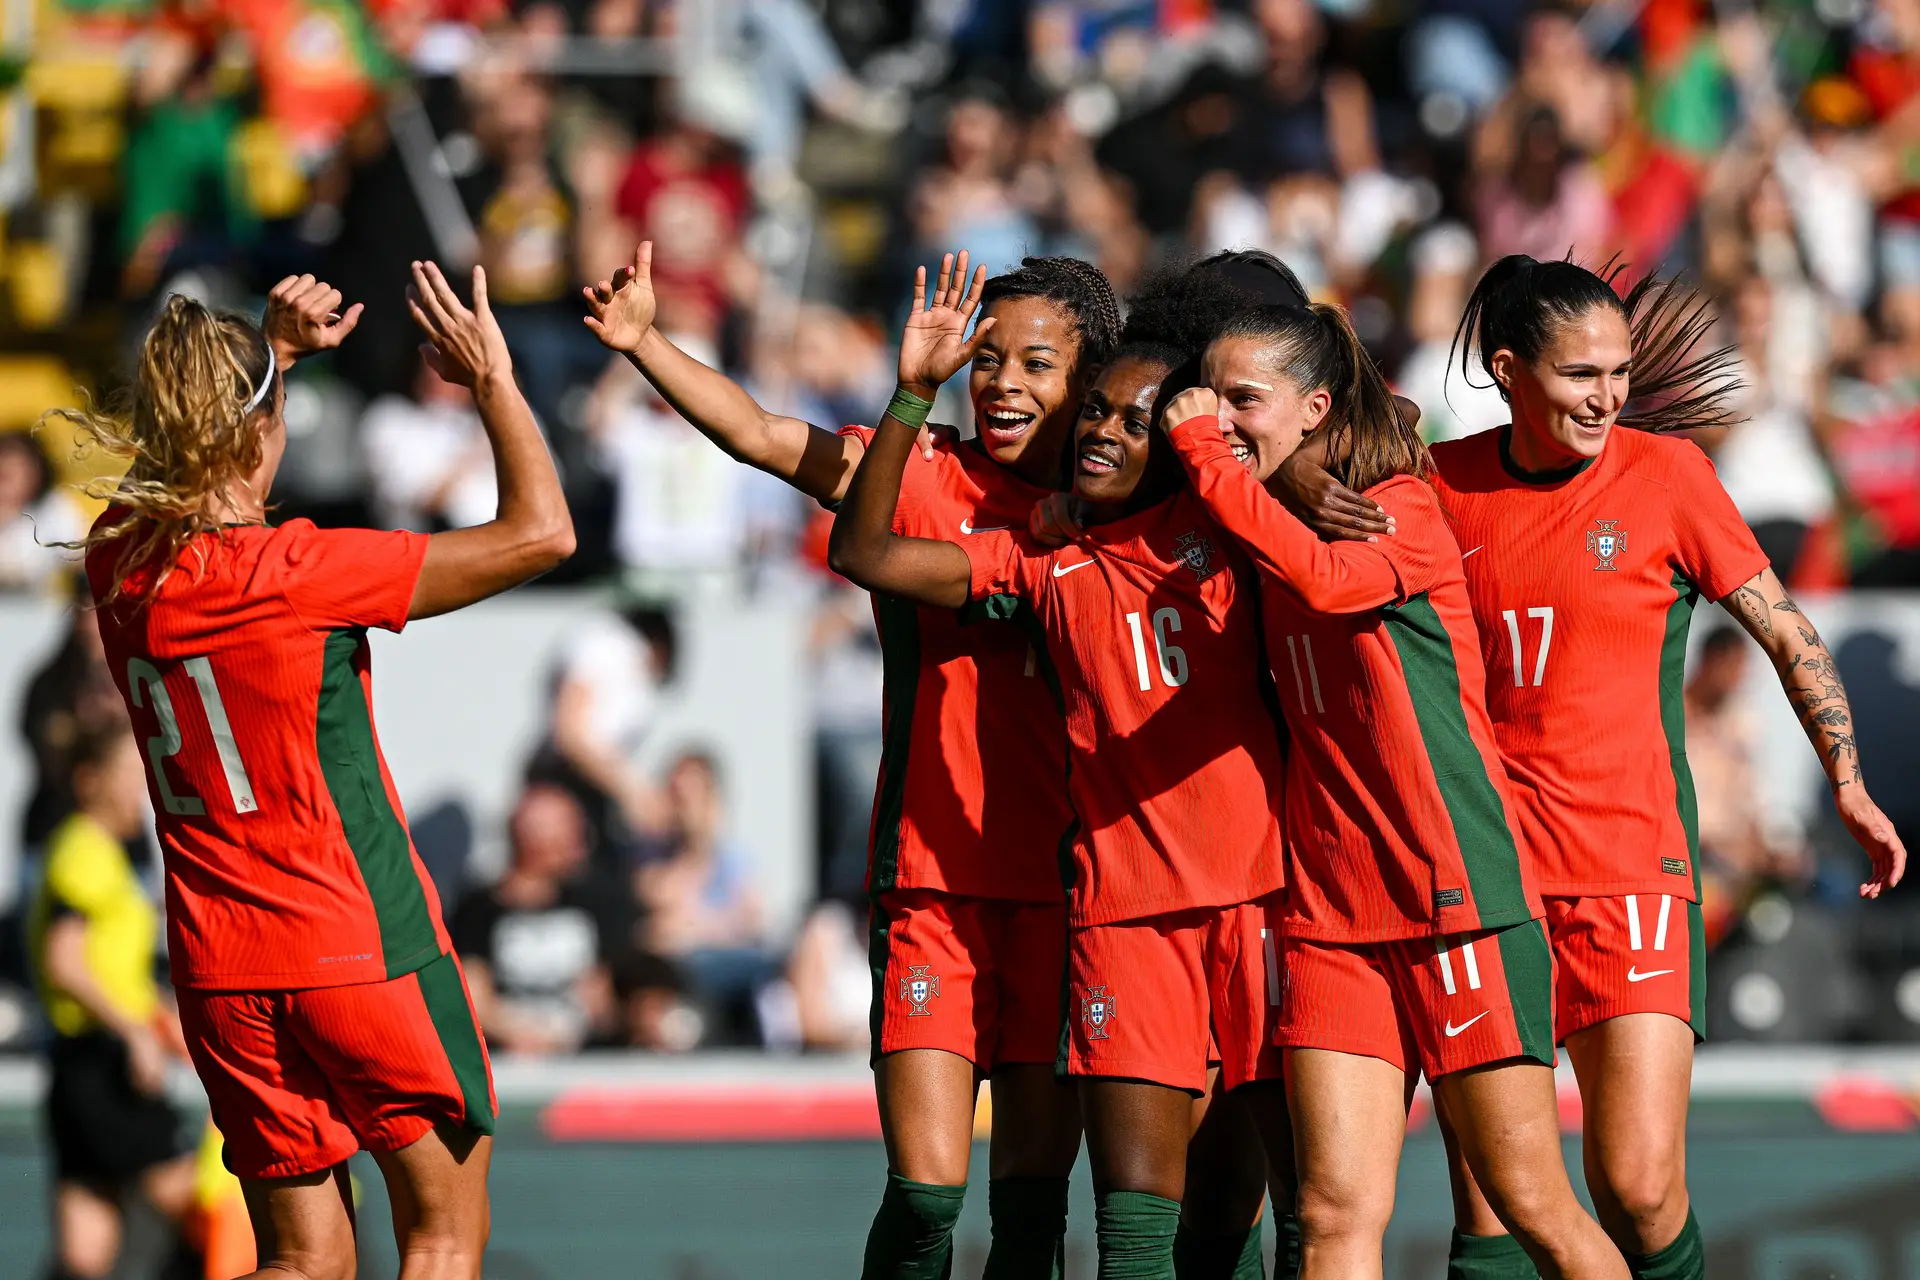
xmin=1720 ymin=568 xmax=1907 ymax=897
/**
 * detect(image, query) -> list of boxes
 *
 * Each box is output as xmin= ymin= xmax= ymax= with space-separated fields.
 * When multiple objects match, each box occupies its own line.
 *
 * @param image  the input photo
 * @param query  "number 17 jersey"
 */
xmin=87 ymin=514 xmax=446 ymax=992
xmin=1428 ymin=427 xmax=1769 ymax=899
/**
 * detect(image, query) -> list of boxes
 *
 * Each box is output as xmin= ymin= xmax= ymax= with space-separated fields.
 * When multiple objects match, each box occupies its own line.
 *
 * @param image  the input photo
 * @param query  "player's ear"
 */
xmin=1488 ymin=348 xmax=1517 ymax=393
xmin=1301 ymin=386 xmax=1333 ymax=434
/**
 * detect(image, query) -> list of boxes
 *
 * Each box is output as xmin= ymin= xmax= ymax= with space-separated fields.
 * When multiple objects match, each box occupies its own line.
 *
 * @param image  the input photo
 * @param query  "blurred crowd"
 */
xmin=8 ymin=0 xmax=1920 ymax=1058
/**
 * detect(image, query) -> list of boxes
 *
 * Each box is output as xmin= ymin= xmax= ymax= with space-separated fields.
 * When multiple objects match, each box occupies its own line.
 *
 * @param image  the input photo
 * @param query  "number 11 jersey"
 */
xmin=1428 ymin=427 xmax=1769 ymax=900
xmin=87 ymin=513 xmax=446 ymax=991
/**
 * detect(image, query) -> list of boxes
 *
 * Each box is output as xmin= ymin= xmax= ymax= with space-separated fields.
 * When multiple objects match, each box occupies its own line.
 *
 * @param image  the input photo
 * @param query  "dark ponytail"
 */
xmin=980 ymin=255 xmax=1123 ymax=370
xmin=1216 ymin=302 xmax=1424 ymax=493
xmin=1452 ymin=255 xmax=1742 ymax=434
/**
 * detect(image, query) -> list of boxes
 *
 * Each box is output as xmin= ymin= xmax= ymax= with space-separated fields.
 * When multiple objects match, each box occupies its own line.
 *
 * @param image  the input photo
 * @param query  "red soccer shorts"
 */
xmin=1062 ymin=894 xmax=1283 ymax=1094
xmin=176 ymin=952 xmax=496 ymax=1180
xmin=1543 ymin=894 xmax=1705 ymax=1043
xmin=872 ymin=889 xmax=1068 ymax=1071
xmin=1278 ymin=918 xmax=1556 ymax=1079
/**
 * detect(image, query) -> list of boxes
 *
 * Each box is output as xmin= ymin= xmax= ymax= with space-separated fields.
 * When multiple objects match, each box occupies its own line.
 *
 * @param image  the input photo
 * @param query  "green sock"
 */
xmin=1171 ymin=1220 xmax=1263 ymax=1279
xmin=1625 ymin=1211 xmax=1703 ymax=1280
xmin=1446 ymin=1229 xmax=1540 ymax=1280
xmin=984 ymin=1176 xmax=1069 ymax=1279
xmin=861 ymin=1174 xmax=967 ymax=1280
xmin=1096 ymin=1190 xmax=1181 ymax=1280
xmin=1274 ymin=1209 xmax=1300 ymax=1280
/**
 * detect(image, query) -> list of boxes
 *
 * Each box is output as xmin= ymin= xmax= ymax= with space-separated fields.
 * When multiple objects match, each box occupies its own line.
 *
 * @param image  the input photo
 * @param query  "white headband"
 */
xmin=244 ymin=347 xmax=277 ymax=414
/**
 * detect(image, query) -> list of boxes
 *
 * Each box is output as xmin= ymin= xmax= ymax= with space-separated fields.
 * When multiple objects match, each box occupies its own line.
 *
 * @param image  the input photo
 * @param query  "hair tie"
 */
xmin=244 ymin=347 xmax=277 ymax=414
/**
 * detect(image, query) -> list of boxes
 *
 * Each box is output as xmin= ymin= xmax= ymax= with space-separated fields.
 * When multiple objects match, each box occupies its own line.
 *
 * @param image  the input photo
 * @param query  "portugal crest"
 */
xmin=1082 ymin=986 xmax=1117 ymax=1040
xmin=1174 ymin=531 xmax=1218 ymax=582
xmin=1586 ymin=519 xmax=1627 ymax=571
xmin=900 ymin=965 xmax=940 ymax=1017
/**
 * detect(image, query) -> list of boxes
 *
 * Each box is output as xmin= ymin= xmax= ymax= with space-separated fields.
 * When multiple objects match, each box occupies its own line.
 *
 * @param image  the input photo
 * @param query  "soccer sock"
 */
xmin=1171 ymin=1220 xmax=1263 ymax=1279
xmin=1274 ymin=1209 xmax=1301 ymax=1280
xmin=984 ymin=1176 xmax=1070 ymax=1279
xmin=1096 ymin=1190 xmax=1182 ymax=1280
xmin=1446 ymin=1229 xmax=1540 ymax=1280
xmin=861 ymin=1174 xmax=968 ymax=1280
xmin=1624 ymin=1210 xmax=1703 ymax=1280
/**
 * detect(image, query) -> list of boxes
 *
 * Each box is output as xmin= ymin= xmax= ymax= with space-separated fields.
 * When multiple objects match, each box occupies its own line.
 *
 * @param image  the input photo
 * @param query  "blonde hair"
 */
xmin=48 ymin=295 xmax=277 ymax=605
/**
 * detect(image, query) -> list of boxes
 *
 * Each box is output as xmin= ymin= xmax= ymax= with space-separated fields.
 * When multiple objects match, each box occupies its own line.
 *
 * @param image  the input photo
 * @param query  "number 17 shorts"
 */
xmin=1278 ymin=918 xmax=1556 ymax=1079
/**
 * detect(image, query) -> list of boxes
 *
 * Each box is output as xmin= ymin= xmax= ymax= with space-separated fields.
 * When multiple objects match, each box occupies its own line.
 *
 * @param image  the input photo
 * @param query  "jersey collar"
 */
xmin=1497 ymin=425 xmax=1597 ymax=485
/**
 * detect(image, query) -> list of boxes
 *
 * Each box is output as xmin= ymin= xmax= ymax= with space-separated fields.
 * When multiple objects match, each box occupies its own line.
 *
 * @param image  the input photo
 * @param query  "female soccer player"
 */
xmin=1151 ymin=305 xmax=1626 ymax=1280
xmin=64 ymin=264 xmax=573 ymax=1280
xmin=1285 ymin=256 xmax=1907 ymax=1280
xmin=831 ymin=258 xmax=1289 ymax=1279
xmin=583 ymin=245 xmax=1118 ymax=1276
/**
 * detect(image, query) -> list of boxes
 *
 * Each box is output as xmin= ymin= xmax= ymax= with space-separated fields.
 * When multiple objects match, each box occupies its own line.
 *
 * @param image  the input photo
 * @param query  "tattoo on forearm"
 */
xmin=1779 ymin=602 xmax=1863 ymax=786
xmin=1732 ymin=585 xmax=1773 ymax=638
xmin=1773 ymin=599 xmax=1803 ymax=616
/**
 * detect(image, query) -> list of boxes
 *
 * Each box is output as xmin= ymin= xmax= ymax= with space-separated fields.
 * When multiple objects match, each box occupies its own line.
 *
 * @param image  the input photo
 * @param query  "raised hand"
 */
xmin=407 ymin=261 xmax=512 ymax=389
xmin=898 ymin=251 xmax=994 ymax=399
xmin=262 ymin=274 xmax=363 ymax=368
xmin=583 ymin=242 xmax=659 ymax=356
xmin=1161 ymin=386 xmax=1220 ymax=431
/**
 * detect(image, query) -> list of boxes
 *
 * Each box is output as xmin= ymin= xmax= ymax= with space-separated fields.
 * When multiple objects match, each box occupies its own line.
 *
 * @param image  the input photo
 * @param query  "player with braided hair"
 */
xmin=584 ymin=245 xmax=1119 ymax=1278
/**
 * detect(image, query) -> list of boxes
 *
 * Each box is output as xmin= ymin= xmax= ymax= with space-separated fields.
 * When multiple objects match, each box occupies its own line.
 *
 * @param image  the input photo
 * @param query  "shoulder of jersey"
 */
xmin=1426 ymin=428 xmax=1497 ymax=473
xmin=1612 ymin=425 xmax=1710 ymax=472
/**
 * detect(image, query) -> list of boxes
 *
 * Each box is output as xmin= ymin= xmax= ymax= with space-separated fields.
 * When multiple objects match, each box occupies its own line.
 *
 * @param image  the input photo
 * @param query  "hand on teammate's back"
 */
xmin=1273 ymin=442 xmax=1396 ymax=544
xmin=583 ymin=242 xmax=658 ymax=356
xmin=408 ymin=261 xmax=511 ymax=389
xmin=262 ymin=273 xmax=363 ymax=369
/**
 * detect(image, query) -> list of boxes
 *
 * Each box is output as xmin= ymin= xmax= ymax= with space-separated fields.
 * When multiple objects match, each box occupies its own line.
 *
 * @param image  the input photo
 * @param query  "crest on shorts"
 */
xmin=1082 ymin=986 xmax=1117 ymax=1040
xmin=1586 ymin=519 xmax=1627 ymax=571
xmin=1174 ymin=531 xmax=1219 ymax=582
xmin=900 ymin=965 xmax=940 ymax=1017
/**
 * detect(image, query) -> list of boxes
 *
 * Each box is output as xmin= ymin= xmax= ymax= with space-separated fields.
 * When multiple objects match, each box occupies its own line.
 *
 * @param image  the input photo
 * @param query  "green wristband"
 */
xmin=886 ymin=386 xmax=935 ymax=430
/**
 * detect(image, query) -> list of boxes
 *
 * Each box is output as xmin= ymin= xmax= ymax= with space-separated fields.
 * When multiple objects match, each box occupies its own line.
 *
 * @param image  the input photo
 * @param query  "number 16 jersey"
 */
xmin=86 ymin=513 xmax=445 ymax=991
xmin=1428 ymin=427 xmax=1769 ymax=900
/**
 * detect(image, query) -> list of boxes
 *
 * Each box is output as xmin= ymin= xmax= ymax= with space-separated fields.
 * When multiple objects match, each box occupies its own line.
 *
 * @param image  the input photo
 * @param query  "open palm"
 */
xmin=584 ymin=242 xmax=659 ymax=356
xmin=898 ymin=251 xmax=994 ymax=398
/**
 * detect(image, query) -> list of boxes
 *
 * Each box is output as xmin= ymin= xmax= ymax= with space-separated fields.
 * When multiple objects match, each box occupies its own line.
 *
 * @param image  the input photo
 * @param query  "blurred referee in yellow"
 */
xmin=30 ymin=720 xmax=201 ymax=1280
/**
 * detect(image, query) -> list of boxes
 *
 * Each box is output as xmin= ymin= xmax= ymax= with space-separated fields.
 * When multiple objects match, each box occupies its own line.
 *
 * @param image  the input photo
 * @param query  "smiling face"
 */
xmin=970 ymin=295 xmax=1085 ymax=484
xmin=1493 ymin=303 xmax=1632 ymax=467
xmin=1072 ymin=355 xmax=1174 ymax=509
xmin=1202 ymin=335 xmax=1332 ymax=482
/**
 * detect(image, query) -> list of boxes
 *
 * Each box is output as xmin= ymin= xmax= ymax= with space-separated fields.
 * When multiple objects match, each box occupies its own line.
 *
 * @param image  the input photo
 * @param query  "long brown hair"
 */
xmin=1451 ymin=255 xmax=1743 ymax=434
xmin=1214 ymin=302 xmax=1427 ymax=493
xmin=46 ymin=295 xmax=277 ymax=604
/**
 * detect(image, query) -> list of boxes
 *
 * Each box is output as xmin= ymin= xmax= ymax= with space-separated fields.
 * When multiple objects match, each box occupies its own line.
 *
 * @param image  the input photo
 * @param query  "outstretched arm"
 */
xmin=1165 ymin=390 xmax=1403 ymax=614
xmin=583 ymin=242 xmax=866 ymax=505
xmin=828 ymin=255 xmax=989 ymax=610
xmin=1721 ymin=568 xmax=1906 ymax=897
xmin=406 ymin=261 xmax=576 ymax=620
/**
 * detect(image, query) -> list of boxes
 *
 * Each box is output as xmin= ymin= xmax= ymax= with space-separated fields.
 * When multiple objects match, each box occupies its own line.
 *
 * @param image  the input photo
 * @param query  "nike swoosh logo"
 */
xmin=1052 ymin=559 xmax=1095 ymax=578
xmin=1626 ymin=968 xmax=1673 ymax=983
xmin=960 ymin=519 xmax=1009 ymax=534
xmin=1443 ymin=1012 xmax=1489 ymax=1038
xmin=1462 ymin=545 xmax=1483 ymax=559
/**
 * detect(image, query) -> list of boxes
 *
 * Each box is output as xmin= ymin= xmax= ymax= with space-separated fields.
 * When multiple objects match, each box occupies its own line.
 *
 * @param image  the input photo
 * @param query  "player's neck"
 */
xmin=205 ymin=479 xmax=270 ymax=527
xmin=1502 ymin=422 xmax=1596 ymax=481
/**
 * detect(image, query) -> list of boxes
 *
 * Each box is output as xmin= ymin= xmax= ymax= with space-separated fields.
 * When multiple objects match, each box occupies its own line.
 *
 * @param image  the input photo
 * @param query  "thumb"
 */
xmin=635 ymin=241 xmax=653 ymax=286
xmin=957 ymin=316 xmax=997 ymax=362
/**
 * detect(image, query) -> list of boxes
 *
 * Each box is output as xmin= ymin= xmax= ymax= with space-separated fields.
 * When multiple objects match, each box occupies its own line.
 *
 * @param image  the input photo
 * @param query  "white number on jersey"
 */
xmin=1499 ymin=606 xmax=1555 ymax=688
xmin=1125 ymin=608 xmax=1189 ymax=691
xmin=128 ymin=657 xmax=259 ymax=815
xmin=1283 ymin=634 xmax=1325 ymax=714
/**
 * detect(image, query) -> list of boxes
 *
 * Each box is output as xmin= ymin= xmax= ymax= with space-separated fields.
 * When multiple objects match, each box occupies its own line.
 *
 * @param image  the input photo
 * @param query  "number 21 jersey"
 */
xmin=1428 ymin=427 xmax=1769 ymax=899
xmin=87 ymin=514 xmax=446 ymax=991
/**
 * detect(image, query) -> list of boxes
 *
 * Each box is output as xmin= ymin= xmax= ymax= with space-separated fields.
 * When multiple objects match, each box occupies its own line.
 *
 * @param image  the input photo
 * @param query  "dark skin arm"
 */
xmin=1720 ymin=569 xmax=1906 ymax=897
xmin=828 ymin=256 xmax=991 ymax=610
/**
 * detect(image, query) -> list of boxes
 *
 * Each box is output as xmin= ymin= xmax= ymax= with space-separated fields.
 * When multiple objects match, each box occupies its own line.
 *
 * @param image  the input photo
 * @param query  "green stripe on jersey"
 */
xmin=415 ymin=952 xmax=496 ymax=1133
xmin=316 ymin=629 xmax=439 ymax=979
xmin=1660 ymin=574 xmax=1703 ymax=895
xmin=866 ymin=595 xmax=920 ymax=1056
xmin=1382 ymin=595 xmax=1531 ymax=930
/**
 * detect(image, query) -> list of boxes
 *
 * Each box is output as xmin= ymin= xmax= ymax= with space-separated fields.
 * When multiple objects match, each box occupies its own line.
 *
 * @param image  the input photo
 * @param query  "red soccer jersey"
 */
xmin=1429 ymin=426 xmax=1770 ymax=899
xmin=959 ymin=488 xmax=1288 ymax=927
xmin=840 ymin=426 xmax=1073 ymax=904
xmin=1171 ymin=419 xmax=1540 ymax=942
xmin=85 ymin=514 xmax=444 ymax=991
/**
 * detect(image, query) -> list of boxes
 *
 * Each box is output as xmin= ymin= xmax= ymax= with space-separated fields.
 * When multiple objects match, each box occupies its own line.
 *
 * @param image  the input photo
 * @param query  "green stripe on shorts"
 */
xmin=1688 ymin=898 xmax=1707 ymax=1043
xmin=415 ymin=953 xmax=496 ymax=1135
xmin=1496 ymin=919 xmax=1556 ymax=1066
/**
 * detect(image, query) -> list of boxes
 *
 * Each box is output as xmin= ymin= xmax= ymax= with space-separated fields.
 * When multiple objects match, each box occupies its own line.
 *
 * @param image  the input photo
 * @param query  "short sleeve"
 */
xmin=826 ymin=423 xmax=949 ymax=530
xmin=1665 ymin=442 xmax=1771 ymax=599
xmin=270 ymin=520 xmax=430 ymax=633
xmin=1369 ymin=478 xmax=1454 ymax=603
xmin=958 ymin=528 xmax=1041 ymax=603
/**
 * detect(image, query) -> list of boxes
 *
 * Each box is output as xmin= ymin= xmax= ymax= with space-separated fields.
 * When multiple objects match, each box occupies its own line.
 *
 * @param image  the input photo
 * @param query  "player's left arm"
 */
xmin=1720 ymin=567 xmax=1907 ymax=898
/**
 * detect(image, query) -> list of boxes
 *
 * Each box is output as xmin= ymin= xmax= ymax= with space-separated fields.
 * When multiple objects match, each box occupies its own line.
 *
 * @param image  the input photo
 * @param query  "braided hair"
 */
xmin=979 ymin=256 xmax=1123 ymax=370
